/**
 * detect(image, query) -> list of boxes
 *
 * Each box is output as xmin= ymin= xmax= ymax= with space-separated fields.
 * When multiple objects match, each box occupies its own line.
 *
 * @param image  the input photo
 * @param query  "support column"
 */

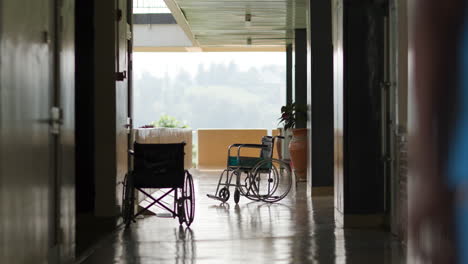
xmin=94 ymin=0 xmax=118 ymax=217
xmin=286 ymin=44 xmax=293 ymax=105
xmin=294 ymin=29 xmax=308 ymax=129
xmin=308 ymin=0 xmax=334 ymax=195
xmin=333 ymin=0 xmax=387 ymax=228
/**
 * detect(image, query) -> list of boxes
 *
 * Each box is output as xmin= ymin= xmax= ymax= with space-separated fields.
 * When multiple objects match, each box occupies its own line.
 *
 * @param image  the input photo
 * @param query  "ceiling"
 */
xmin=165 ymin=0 xmax=308 ymax=47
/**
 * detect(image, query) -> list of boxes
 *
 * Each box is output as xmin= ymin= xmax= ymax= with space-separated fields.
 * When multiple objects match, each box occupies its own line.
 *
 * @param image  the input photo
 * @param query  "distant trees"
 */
xmin=133 ymin=59 xmax=286 ymax=129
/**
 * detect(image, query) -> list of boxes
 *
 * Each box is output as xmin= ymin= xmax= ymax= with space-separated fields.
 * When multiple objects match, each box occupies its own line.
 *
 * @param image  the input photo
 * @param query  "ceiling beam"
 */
xmin=164 ymin=0 xmax=200 ymax=46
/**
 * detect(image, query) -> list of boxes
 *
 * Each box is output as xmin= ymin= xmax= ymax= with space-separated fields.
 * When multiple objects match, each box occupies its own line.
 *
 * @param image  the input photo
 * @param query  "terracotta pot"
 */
xmin=288 ymin=128 xmax=308 ymax=182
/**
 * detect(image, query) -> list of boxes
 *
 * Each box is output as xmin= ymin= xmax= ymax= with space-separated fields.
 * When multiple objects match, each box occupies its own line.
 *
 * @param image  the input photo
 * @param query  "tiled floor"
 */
xmin=82 ymin=170 xmax=406 ymax=264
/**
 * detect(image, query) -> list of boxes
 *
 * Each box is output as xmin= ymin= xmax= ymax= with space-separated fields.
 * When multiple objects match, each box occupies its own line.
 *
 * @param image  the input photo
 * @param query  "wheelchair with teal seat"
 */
xmin=122 ymin=142 xmax=195 ymax=227
xmin=207 ymin=136 xmax=292 ymax=203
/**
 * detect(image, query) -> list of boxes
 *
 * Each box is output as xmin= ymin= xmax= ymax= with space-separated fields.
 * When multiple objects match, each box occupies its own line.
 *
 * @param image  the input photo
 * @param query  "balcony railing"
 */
xmin=133 ymin=128 xmax=281 ymax=170
xmin=133 ymin=0 xmax=170 ymax=14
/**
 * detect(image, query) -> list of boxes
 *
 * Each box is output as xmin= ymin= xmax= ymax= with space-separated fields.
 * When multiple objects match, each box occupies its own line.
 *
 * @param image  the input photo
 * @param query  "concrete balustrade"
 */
xmin=197 ymin=129 xmax=280 ymax=170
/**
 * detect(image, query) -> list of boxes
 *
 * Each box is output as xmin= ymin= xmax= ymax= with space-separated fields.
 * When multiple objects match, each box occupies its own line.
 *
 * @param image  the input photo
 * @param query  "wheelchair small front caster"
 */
xmin=219 ymin=187 xmax=230 ymax=202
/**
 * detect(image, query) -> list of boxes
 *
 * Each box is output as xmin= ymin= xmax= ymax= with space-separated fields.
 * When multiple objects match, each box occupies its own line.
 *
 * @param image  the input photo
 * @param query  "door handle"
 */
xmin=116 ymin=71 xmax=127 ymax=81
xmin=36 ymin=107 xmax=62 ymax=134
xmin=125 ymin=117 xmax=132 ymax=134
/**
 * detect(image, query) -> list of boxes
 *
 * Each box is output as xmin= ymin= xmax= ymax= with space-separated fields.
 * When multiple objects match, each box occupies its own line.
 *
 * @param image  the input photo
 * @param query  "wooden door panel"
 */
xmin=0 ymin=0 xmax=53 ymax=262
xmin=115 ymin=0 xmax=129 ymax=210
xmin=58 ymin=0 xmax=76 ymax=260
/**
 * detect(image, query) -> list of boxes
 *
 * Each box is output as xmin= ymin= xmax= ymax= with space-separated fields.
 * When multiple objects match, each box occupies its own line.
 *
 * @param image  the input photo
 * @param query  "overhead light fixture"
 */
xmin=245 ymin=13 xmax=252 ymax=27
xmin=247 ymin=37 xmax=252 ymax=45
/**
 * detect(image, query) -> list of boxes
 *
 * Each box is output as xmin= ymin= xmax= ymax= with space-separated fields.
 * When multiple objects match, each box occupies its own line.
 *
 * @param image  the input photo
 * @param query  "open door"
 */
xmin=127 ymin=0 xmax=134 ymax=170
xmin=115 ymin=0 xmax=132 ymax=212
xmin=55 ymin=0 xmax=76 ymax=261
xmin=381 ymin=12 xmax=396 ymax=230
xmin=387 ymin=0 xmax=403 ymax=236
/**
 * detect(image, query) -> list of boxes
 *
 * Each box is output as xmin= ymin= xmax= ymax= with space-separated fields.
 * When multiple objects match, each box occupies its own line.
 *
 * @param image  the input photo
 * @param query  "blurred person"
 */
xmin=448 ymin=5 xmax=468 ymax=264
xmin=411 ymin=0 xmax=466 ymax=263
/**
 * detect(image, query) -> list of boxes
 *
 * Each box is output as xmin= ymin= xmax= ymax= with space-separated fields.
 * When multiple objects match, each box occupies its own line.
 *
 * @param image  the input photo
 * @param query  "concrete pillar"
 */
xmin=94 ymin=0 xmax=118 ymax=217
xmin=333 ymin=0 xmax=387 ymax=228
xmin=76 ymin=0 xmax=96 ymax=214
xmin=294 ymin=29 xmax=308 ymax=129
xmin=308 ymin=0 xmax=334 ymax=194
xmin=286 ymin=44 xmax=293 ymax=105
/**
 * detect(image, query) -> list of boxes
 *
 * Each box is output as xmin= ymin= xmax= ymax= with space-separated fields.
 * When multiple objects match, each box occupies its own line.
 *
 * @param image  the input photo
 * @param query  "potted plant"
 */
xmin=279 ymin=102 xmax=308 ymax=182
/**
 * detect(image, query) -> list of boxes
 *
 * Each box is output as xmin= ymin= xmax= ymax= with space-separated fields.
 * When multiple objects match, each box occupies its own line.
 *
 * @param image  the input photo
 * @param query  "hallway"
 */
xmin=81 ymin=170 xmax=405 ymax=264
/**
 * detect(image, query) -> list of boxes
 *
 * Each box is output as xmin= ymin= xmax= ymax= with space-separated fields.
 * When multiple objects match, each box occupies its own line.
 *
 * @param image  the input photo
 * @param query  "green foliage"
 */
xmin=151 ymin=114 xmax=190 ymax=128
xmin=278 ymin=102 xmax=307 ymax=131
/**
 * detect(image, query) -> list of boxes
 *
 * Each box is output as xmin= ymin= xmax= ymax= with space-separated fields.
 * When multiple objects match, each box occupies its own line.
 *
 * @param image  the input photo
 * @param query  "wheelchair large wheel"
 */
xmin=249 ymin=158 xmax=292 ymax=203
xmin=237 ymin=170 xmax=262 ymax=202
xmin=122 ymin=173 xmax=134 ymax=226
xmin=182 ymin=171 xmax=195 ymax=226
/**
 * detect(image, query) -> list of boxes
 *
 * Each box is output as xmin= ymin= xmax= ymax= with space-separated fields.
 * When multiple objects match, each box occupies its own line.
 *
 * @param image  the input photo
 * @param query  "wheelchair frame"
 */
xmin=122 ymin=142 xmax=195 ymax=227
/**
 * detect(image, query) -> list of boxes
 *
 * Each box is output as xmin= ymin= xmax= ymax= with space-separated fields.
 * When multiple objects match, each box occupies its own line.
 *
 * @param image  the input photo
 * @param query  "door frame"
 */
xmin=387 ymin=0 xmax=400 ymax=235
xmin=127 ymin=0 xmax=134 ymax=169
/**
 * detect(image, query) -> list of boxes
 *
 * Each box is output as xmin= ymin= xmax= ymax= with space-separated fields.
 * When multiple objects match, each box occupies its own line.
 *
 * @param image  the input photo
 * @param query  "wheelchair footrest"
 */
xmin=206 ymin=194 xmax=227 ymax=203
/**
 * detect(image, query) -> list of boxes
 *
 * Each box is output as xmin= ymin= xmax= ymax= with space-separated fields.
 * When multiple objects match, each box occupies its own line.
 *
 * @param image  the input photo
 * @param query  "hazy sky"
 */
xmin=132 ymin=52 xmax=287 ymax=129
xmin=133 ymin=52 xmax=286 ymax=80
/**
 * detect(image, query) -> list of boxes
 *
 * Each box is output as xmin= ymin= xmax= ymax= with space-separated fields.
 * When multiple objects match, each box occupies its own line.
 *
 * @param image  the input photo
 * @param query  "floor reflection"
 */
xmin=82 ymin=170 xmax=405 ymax=264
xmin=174 ymin=227 xmax=195 ymax=264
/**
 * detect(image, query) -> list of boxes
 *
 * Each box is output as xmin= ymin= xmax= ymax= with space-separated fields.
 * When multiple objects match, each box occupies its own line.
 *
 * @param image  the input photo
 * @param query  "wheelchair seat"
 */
xmin=227 ymin=136 xmax=275 ymax=170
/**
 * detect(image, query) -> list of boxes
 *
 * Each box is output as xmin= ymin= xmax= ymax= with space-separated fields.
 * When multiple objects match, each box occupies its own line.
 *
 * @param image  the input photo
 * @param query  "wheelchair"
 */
xmin=122 ymin=142 xmax=195 ymax=227
xmin=207 ymin=136 xmax=292 ymax=204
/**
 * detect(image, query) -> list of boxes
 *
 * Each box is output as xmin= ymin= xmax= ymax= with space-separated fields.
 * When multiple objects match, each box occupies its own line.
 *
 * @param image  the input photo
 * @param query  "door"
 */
xmin=387 ymin=0 xmax=400 ymax=235
xmin=115 ymin=0 xmax=130 ymax=211
xmin=127 ymin=0 xmax=134 ymax=169
xmin=382 ymin=1 xmax=398 ymax=231
xmin=0 ymin=0 xmax=55 ymax=262
xmin=55 ymin=0 xmax=76 ymax=260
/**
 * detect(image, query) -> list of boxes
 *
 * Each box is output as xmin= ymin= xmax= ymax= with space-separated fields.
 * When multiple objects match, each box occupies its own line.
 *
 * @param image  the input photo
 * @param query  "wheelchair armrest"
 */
xmin=227 ymin=144 xmax=267 ymax=158
xmin=228 ymin=143 xmax=265 ymax=151
xmin=237 ymin=144 xmax=266 ymax=148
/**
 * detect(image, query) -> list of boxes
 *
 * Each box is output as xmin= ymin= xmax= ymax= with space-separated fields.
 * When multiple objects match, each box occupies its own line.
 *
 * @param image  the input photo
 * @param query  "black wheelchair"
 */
xmin=122 ymin=143 xmax=195 ymax=227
